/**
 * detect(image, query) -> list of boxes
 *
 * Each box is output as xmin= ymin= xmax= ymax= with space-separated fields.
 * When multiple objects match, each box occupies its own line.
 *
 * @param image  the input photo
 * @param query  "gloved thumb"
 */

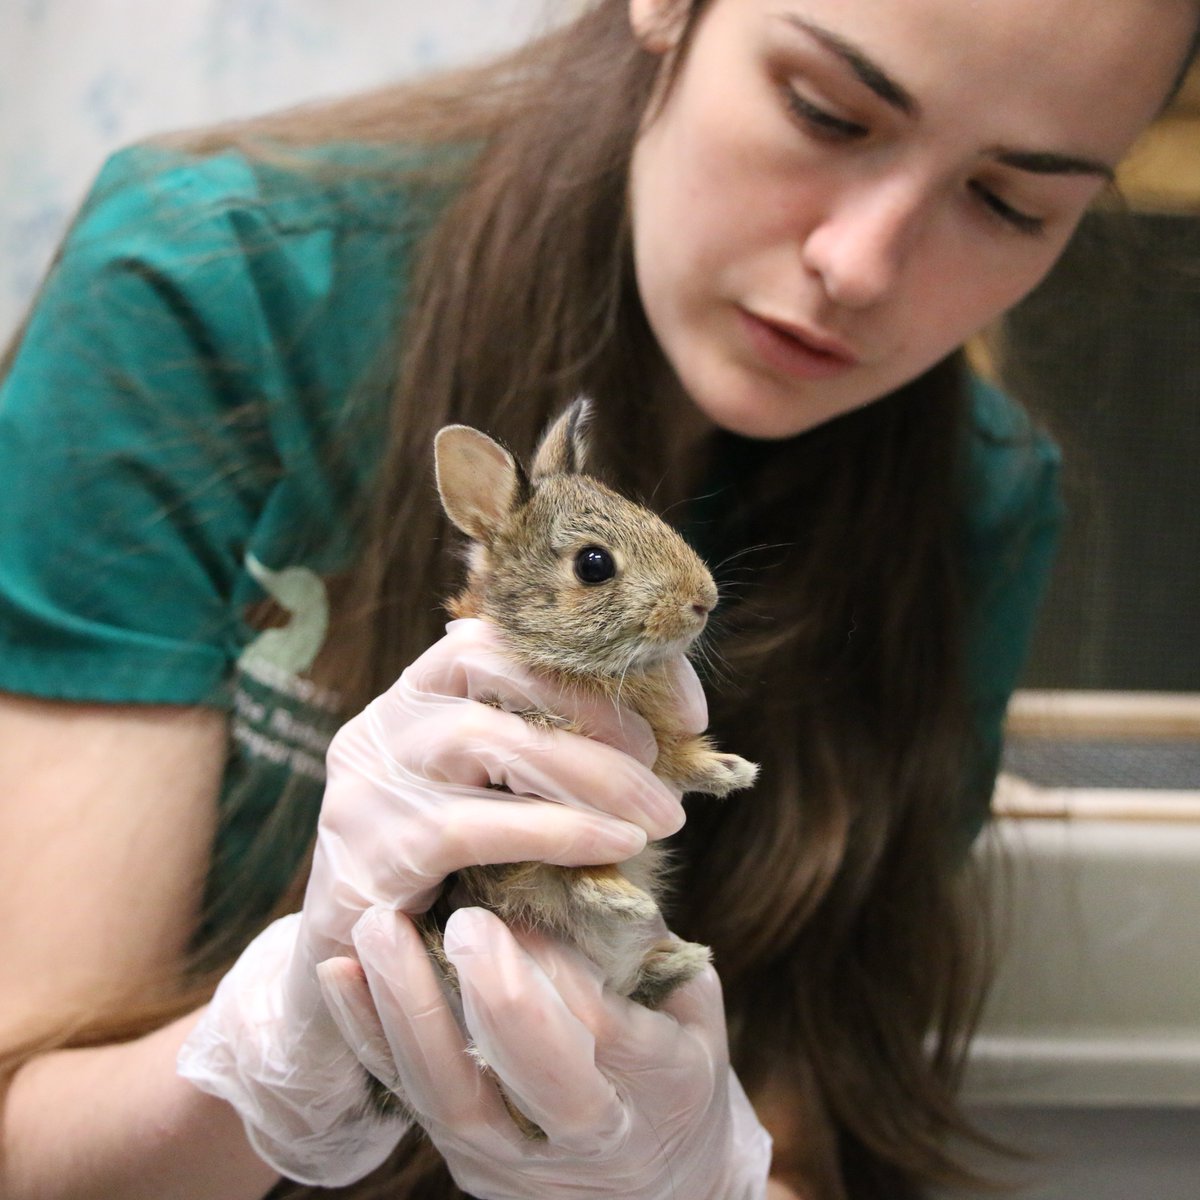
xmin=316 ymin=953 xmax=401 ymax=1097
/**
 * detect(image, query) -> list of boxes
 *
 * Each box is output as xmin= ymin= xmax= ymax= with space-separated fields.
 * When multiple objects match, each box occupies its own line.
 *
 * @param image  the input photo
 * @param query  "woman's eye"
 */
xmin=970 ymin=181 xmax=1046 ymax=236
xmin=784 ymin=88 xmax=869 ymax=141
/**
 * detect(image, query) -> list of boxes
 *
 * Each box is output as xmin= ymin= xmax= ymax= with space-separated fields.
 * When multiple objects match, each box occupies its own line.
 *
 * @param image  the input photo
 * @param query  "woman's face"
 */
xmin=628 ymin=0 xmax=1195 ymax=439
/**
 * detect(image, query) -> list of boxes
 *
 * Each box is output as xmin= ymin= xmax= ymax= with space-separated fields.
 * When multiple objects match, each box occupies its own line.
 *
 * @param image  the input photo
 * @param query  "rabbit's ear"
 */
xmin=530 ymin=396 xmax=592 ymax=481
xmin=435 ymin=425 xmax=526 ymax=541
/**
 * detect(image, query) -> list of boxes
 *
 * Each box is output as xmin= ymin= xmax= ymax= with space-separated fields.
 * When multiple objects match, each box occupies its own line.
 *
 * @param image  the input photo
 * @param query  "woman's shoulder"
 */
xmin=82 ymin=139 xmax=431 ymax=240
xmin=35 ymin=139 xmax=432 ymax=420
xmin=54 ymin=139 xmax=437 ymax=343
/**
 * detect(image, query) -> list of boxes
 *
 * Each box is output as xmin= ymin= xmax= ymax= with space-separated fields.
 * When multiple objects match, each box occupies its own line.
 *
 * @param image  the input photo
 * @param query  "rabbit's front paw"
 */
xmin=678 ymin=751 xmax=759 ymax=798
xmin=713 ymin=752 xmax=759 ymax=794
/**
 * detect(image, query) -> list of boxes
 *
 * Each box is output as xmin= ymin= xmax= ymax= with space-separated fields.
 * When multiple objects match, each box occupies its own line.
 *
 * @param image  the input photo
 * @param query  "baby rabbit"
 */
xmin=416 ymin=397 xmax=757 ymax=1136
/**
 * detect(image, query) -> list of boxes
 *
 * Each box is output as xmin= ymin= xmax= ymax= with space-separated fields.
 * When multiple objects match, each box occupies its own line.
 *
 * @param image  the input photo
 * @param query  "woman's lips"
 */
xmin=737 ymin=308 xmax=860 ymax=381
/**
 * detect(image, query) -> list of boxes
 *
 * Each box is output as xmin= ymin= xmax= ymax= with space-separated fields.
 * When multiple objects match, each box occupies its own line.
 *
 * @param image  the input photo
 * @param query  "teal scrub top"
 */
xmin=0 ymin=144 xmax=1061 ymax=925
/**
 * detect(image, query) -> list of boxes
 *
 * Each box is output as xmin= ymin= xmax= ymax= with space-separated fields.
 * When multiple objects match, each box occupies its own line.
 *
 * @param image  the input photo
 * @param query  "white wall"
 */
xmin=0 ymin=0 xmax=555 ymax=343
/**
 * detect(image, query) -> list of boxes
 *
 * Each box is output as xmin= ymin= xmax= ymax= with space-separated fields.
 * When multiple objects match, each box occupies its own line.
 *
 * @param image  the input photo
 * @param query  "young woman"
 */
xmin=1 ymin=1 xmax=1196 ymax=1197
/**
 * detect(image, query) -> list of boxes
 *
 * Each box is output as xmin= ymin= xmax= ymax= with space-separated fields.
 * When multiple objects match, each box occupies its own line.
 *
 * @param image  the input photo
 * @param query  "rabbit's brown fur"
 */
xmin=409 ymin=397 xmax=757 ymax=1136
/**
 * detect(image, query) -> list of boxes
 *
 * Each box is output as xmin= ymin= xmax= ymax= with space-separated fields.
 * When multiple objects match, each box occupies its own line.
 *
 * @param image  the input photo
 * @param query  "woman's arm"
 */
xmin=2 ymin=1013 xmax=279 ymax=1200
xmin=0 ymin=695 xmax=279 ymax=1199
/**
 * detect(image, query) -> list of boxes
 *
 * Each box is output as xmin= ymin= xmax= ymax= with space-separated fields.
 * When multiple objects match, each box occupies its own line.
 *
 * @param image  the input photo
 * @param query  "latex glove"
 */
xmin=318 ymin=904 xmax=773 ymax=1200
xmin=179 ymin=618 xmax=694 ymax=1185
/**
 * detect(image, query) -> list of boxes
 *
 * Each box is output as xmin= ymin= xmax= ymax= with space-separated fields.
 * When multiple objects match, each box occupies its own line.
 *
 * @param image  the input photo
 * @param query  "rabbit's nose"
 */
xmin=691 ymin=585 xmax=717 ymax=618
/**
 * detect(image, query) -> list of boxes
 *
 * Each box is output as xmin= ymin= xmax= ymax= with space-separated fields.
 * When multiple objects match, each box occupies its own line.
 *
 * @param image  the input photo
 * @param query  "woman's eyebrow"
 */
xmin=777 ymin=13 xmax=1117 ymax=181
xmin=991 ymin=147 xmax=1116 ymax=181
xmin=778 ymin=14 xmax=918 ymax=117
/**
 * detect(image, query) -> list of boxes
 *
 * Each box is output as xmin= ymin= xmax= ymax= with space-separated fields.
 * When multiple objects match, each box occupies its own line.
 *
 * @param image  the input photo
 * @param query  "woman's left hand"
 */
xmin=318 ymin=905 xmax=773 ymax=1200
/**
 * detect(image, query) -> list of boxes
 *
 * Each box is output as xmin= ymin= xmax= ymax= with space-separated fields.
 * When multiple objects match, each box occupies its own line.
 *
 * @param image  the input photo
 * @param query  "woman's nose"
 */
xmin=801 ymin=178 xmax=927 ymax=311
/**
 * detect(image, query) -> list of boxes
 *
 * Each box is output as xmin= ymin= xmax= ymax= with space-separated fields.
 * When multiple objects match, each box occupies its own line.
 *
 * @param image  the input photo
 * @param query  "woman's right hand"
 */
xmin=178 ymin=617 xmax=690 ymax=1187
xmin=306 ymin=616 xmax=686 ymax=958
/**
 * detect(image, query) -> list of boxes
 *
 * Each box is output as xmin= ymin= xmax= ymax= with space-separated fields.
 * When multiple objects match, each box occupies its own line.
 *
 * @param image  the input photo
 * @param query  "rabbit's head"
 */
xmin=435 ymin=398 xmax=717 ymax=680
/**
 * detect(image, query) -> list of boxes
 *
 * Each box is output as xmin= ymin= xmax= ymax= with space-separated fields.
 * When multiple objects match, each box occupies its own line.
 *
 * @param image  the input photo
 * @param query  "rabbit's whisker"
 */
xmin=711 ymin=539 xmax=794 ymax=572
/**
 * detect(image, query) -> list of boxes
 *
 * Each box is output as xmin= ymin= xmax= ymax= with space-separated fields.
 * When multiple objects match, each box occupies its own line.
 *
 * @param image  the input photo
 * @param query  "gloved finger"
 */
xmin=495 ymin=921 xmax=613 ymax=1027
xmin=506 ymin=922 xmax=729 ymax=1079
xmin=443 ymin=907 xmax=628 ymax=1154
xmin=313 ymin=783 xmax=649 ymax=915
xmin=508 ymin=925 xmax=712 ymax=1077
xmin=402 ymin=618 xmax=659 ymax=765
xmin=393 ymin=702 xmax=683 ymax=835
xmin=350 ymin=907 xmax=518 ymax=1139
xmin=591 ymin=964 xmax=729 ymax=1086
xmin=663 ymin=654 xmax=709 ymax=735
xmin=316 ymin=956 xmax=401 ymax=1095
xmin=328 ymin=695 xmax=682 ymax=841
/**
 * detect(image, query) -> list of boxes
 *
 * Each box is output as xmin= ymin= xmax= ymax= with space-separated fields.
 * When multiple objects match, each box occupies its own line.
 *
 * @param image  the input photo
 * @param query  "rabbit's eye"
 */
xmin=574 ymin=545 xmax=616 ymax=584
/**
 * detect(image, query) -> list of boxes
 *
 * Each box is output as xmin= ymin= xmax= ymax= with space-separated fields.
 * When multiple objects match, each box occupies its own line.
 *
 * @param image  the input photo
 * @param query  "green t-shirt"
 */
xmin=0 ymin=144 xmax=1061 ymax=926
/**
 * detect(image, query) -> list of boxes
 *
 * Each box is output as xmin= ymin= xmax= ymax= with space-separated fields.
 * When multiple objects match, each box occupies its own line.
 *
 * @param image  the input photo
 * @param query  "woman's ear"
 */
xmin=628 ymin=0 xmax=690 ymax=54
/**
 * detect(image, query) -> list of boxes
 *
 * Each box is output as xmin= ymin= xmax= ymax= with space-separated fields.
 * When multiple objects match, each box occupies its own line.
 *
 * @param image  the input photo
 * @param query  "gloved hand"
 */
xmin=317 ymin=904 xmax=773 ymax=1200
xmin=178 ymin=618 xmax=694 ymax=1185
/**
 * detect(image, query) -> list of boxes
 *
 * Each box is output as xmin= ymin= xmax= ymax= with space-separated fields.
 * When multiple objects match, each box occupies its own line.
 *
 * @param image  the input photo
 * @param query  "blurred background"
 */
xmin=0 ymin=0 xmax=553 ymax=343
xmin=2 ymin=4 xmax=1197 ymax=1194
xmin=995 ymin=68 xmax=1200 ymax=695
xmin=956 ymin=67 xmax=1200 ymax=1198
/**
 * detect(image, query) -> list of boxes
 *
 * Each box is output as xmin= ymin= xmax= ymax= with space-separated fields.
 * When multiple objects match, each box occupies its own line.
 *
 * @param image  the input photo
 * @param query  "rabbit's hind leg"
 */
xmin=467 ymin=861 xmax=658 ymax=928
xmin=630 ymin=937 xmax=713 ymax=1009
xmin=567 ymin=863 xmax=658 ymax=921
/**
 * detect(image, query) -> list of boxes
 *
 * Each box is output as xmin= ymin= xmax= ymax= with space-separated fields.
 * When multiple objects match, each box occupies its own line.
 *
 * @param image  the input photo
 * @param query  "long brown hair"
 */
xmin=3 ymin=0 xmax=1072 ymax=1195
